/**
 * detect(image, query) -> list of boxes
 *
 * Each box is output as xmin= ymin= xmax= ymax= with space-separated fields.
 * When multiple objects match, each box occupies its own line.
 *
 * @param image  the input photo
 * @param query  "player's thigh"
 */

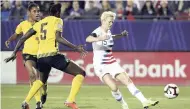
xmin=106 ymin=62 xmax=125 ymax=79
xmin=37 ymin=59 xmax=51 ymax=83
xmin=51 ymin=54 xmax=85 ymax=76
xmin=22 ymin=54 xmax=38 ymax=79
xmin=102 ymin=74 xmax=118 ymax=91
xmin=50 ymin=54 xmax=69 ymax=71
xmin=64 ymin=60 xmax=85 ymax=76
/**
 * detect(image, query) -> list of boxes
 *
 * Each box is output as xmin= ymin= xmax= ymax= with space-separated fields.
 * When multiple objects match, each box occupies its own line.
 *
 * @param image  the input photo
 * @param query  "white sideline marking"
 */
xmin=1 ymin=96 xmax=190 ymax=101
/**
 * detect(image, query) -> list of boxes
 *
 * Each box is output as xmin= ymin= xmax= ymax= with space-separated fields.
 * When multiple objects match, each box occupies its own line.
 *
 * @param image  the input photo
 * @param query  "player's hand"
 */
xmin=121 ymin=30 xmax=128 ymax=37
xmin=76 ymin=45 xmax=88 ymax=58
xmin=4 ymin=52 xmax=16 ymax=63
xmin=5 ymin=40 xmax=10 ymax=48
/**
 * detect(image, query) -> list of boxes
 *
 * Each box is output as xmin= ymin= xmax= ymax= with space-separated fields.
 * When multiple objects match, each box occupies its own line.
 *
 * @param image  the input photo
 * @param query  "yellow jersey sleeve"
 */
xmin=15 ymin=23 xmax=22 ymax=34
xmin=33 ymin=21 xmax=40 ymax=32
xmin=55 ymin=18 xmax=63 ymax=32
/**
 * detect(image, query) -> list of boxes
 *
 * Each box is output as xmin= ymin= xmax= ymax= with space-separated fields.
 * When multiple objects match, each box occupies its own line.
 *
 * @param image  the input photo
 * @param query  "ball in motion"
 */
xmin=164 ymin=84 xmax=179 ymax=99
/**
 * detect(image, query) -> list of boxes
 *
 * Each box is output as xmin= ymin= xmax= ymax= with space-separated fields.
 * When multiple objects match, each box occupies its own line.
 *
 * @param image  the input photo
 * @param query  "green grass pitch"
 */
xmin=1 ymin=85 xmax=190 ymax=109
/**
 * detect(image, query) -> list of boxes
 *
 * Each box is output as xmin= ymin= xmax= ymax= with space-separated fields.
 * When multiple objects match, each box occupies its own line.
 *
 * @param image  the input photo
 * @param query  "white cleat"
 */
xmin=122 ymin=103 xmax=129 ymax=109
xmin=142 ymin=98 xmax=159 ymax=109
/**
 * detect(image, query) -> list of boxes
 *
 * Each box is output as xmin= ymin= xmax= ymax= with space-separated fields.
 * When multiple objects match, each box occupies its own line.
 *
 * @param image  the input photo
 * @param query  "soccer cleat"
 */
xmin=41 ymin=93 xmax=47 ymax=104
xmin=21 ymin=102 xmax=29 ymax=109
xmin=142 ymin=99 xmax=159 ymax=109
xmin=122 ymin=103 xmax=129 ymax=109
xmin=36 ymin=101 xmax=42 ymax=109
xmin=64 ymin=102 xmax=80 ymax=109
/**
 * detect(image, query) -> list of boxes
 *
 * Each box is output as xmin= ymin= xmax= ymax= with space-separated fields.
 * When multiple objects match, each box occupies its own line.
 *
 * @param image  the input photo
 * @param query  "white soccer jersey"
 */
xmin=91 ymin=27 xmax=116 ymax=65
xmin=90 ymin=27 xmax=125 ymax=80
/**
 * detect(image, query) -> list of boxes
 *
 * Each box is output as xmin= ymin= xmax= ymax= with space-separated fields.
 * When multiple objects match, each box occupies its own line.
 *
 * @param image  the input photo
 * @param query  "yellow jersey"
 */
xmin=15 ymin=20 xmax=39 ymax=55
xmin=33 ymin=16 xmax=63 ymax=58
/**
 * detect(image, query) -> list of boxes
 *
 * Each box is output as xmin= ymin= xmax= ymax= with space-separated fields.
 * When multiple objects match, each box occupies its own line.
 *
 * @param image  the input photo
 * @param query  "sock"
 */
xmin=30 ymin=83 xmax=41 ymax=103
xmin=25 ymin=80 xmax=44 ymax=103
xmin=41 ymin=83 xmax=48 ymax=95
xmin=67 ymin=74 xmax=84 ymax=102
xmin=111 ymin=89 xmax=127 ymax=105
xmin=127 ymin=83 xmax=147 ymax=103
xmin=34 ymin=89 xmax=41 ymax=103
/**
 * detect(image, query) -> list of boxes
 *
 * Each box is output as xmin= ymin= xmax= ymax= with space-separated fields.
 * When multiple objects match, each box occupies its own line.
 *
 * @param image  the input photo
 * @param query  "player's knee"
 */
xmin=80 ymin=71 xmax=86 ymax=77
xmin=29 ymin=73 xmax=37 ymax=82
xmin=117 ymin=72 xmax=132 ymax=85
xmin=111 ymin=85 xmax=118 ymax=92
xmin=41 ymin=80 xmax=47 ymax=84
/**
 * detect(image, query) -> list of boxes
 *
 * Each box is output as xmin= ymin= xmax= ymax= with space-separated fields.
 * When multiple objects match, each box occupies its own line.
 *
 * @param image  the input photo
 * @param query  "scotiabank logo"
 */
xmin=122 ymin=59 xmax=187 ymax=78
xmin=75 ymin=59 xmax=187 ymax=78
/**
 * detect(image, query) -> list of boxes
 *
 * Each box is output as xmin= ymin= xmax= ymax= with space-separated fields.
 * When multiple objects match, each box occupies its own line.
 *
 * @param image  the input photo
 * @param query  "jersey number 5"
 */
xmin=40 ymin=23 xmax=48 ymax=40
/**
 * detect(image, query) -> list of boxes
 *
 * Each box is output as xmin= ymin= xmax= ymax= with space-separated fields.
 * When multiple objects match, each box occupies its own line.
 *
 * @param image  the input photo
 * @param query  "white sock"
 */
xmin=127 ymin=83 xmax=147 ymax=103
xmin=111 ymin=90 xmax=127 ymax=105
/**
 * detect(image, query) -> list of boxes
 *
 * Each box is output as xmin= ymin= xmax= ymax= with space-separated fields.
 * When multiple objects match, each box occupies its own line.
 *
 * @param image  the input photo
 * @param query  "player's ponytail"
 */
xmin=49 ymin=3 xmax=61 ymax=17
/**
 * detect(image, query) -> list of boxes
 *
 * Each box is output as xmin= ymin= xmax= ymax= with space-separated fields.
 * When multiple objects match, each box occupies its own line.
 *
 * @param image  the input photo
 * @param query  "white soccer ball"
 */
xmin=164 ymin=84 xmax=179 ymax=99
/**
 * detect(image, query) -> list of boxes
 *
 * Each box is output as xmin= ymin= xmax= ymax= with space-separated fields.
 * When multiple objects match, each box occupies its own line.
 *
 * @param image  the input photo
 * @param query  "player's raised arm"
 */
xmin=86 ymin=33 xmax=109 ymax=43
xmin=5 ymin=22 xmax=24 ymax=48
xmin=56 ymin=31 xmax=77 ymax=49
xmin=55 ymin=31 xmax=87 ymax=57
xmin=112 ymin=30 xmax=128 ymax=39
xmin=5 ymin=33 xmax=22 ymax=48
xmin=4 ymin=28 xmax=36 ymax=63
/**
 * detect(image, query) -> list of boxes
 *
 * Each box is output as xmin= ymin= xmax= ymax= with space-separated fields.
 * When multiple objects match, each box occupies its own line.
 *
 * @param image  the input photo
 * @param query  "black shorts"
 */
xmin=37 ymin=54 xmax=70 ymax=74
xmin=22 ymin=54 xmax=37 ymax=62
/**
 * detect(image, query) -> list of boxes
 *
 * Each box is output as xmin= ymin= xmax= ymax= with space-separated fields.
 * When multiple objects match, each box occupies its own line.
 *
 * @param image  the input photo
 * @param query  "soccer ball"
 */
xmin=164 ymin=84 xmax=179 ymax=99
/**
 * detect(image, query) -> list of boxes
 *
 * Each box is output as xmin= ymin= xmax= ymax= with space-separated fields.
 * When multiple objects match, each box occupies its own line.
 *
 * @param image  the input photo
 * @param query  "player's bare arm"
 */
xmin=112 ymin=30 xmax=128 ymax=39
xmin=86 ymin=34 xmax=109 ymax=43
xmin=56 ymin=31 xmax=87 ymax=58
xmin=5 ymin=33 xmax=22 ymax=48
xmin=4 ymin=28 xmax=36 ymax=63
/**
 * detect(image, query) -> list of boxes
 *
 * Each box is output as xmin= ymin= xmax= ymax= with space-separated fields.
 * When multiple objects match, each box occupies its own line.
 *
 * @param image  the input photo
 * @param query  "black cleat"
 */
xmin=41 ymin=94 xmax=47 ymax=104
xmin=21 ymin=102 xmax=29 ymax=109
xmin=36 ymin=101 xmax=42 ymax=109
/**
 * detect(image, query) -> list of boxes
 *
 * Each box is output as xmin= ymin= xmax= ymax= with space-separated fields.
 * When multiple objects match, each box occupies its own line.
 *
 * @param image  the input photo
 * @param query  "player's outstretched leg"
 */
xmin=21 ymin=65 xmax=51 ymax=109
xmin=24 ymin=60 xmax=42 ymax=109
xmin=63 ymin=61 xmax=86 ymax=109
xmin=103 ymin=74 xmax=129 ymax=109
xmin=22 ymin=80 xmax=44 ymax=109
xmin=116 ymin=72 xmax=159 ymax=109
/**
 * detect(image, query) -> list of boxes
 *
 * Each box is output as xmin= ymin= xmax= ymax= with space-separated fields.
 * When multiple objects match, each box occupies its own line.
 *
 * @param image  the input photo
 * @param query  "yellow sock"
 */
xmin=67 ymin=74 xmax=84 ymax=102
xmin=30 ymin=82 xmax=41 ymax=103
xmin=25 ymin=80 xmax=44 ymax=103
xmin=34 ymin=89 xmax=41 ymax=102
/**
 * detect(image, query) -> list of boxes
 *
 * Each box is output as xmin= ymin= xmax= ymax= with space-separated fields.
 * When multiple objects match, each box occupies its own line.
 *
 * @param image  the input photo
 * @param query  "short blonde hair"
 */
xmin=100 ymin=11 xmax=116 ymax=22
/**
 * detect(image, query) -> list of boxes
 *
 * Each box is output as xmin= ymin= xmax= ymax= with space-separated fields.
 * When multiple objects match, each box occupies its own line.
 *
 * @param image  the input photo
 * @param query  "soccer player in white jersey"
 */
xmin=86 ymin=11 xmax=159 ymax=109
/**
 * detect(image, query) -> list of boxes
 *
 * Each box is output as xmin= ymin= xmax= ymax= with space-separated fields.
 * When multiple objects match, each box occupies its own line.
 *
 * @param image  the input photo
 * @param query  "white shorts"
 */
xmin=93 ymin=62 xmax=125 ymax=81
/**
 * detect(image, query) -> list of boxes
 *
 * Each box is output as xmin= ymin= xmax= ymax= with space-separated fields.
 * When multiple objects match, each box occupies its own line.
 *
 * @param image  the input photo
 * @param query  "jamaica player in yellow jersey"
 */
xmin=5 ymin=3 xmax=47 ymax=109
xmin=5 ymin=3 xmax=87 ymax=109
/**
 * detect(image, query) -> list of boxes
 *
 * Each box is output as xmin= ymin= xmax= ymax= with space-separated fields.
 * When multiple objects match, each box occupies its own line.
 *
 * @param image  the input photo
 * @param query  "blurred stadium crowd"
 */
xmin=1 ymin=0 xmax=190 ymax=21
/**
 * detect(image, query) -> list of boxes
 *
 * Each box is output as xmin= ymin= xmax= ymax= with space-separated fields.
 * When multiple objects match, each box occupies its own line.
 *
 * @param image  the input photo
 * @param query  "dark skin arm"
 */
xmin=56 ymin=31 xmax=87 ymax=58
xmin=112 ymin=30 xmax=128 ymax=39
xmin=4 ymin=28 xmax=36 ymax=63
xmin=5 ymin=33 xmax=22 ymax=48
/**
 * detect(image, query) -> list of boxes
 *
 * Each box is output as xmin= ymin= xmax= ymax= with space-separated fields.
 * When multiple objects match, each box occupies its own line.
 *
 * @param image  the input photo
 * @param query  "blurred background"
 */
xmin=1 ymin=1 xmax=190 ymax=109
xmin=1 ymin=0 xmax=190 ymax=21
xmin=1 ymin=0 xmax=190 ymax=85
